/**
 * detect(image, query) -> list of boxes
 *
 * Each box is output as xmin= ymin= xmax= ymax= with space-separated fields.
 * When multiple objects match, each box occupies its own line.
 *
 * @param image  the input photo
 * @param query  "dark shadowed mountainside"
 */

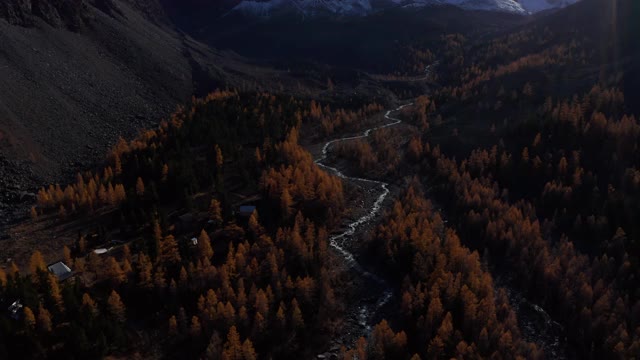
xmin=173 ymin=5 xmax=527 ymax=73
xmin=0 ymin=0 xmax=274 ymax=221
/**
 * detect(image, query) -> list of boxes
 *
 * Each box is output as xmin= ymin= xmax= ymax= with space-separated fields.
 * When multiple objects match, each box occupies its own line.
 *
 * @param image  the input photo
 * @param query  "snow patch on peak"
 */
xmin=232 ymin=0 xmax=288 ymax=16
xmin=232 ymin=0 xmax=373 ymax=16
xmin=447 ymin=0 xmax=526 ymax=13
xmin=392 ymin=0 xmax=525 ymax=13
xmin=517 ymin=0 xmax=579 ymax=13
xmin=231 ymin=0 xmax=579 ymax=17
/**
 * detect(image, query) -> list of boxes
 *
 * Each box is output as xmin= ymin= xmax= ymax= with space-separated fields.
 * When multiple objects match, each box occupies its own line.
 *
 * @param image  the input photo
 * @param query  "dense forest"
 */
xmin=340 ymin=184 xmax=542 ymax=359
xmin=397 ymin=1 xmax=640 ymax=357
xmin=1 ymin=91 xmax=351 ymax=358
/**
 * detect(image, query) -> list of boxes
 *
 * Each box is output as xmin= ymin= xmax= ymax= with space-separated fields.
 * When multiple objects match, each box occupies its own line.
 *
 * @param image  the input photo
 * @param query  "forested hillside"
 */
xmin=340 ymin=184 xmax=543 ymax=359
xmin=0 ymin=0 xmax=309 ymax=225
xmin=0 ymin=91 xmax=350 ymax=358
xmin=398 ymin=0 xmax=640 ymax=357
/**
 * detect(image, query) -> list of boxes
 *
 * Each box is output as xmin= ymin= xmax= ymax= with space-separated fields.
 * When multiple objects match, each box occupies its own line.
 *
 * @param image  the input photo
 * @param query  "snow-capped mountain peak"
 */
xmin=232 ymin=0 xmax=373 ymax=16
xmin=392 ymin=0 xmax=526 ymax=14
xmin=517 ymin=0 xmax=579 ymax=13
xmin=230 ymin=0 xmax=579 ymax=17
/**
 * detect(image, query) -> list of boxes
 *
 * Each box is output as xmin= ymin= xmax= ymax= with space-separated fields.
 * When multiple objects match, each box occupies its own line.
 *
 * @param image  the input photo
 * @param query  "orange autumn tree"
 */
xmin=349 ymin=184 xmax=540 ymax=359
xmin=9 ymin=91 xmax=350 ymax=359
xmin=107 ymin=290 xmax=126 ymax=323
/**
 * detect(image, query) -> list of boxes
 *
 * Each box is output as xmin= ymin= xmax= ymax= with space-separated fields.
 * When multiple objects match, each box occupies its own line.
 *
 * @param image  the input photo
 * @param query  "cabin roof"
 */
xmin=47 ymin=261 xmax=73 ymax=281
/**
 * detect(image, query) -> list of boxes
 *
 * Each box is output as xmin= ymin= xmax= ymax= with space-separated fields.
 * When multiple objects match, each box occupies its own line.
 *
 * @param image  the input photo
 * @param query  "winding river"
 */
xmin=314 ymin=104 xmax=412 ymax=341
xmin=313 ymin=102 xmax=567 ymax=357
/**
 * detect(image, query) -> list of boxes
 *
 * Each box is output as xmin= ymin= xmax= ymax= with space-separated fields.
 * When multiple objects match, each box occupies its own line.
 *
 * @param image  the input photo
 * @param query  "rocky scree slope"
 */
xmin=0 ymin=0 xmax=246 ymax=223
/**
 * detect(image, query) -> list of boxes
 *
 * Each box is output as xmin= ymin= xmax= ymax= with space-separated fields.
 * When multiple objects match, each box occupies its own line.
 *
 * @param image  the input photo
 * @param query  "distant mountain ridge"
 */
xmin=517 ymin=0 xmax=578 ymax=13
xmin=232 ymin=0 xmax=371 ymax=16
xmin=229 ymin=0 xmax=580 ymax=16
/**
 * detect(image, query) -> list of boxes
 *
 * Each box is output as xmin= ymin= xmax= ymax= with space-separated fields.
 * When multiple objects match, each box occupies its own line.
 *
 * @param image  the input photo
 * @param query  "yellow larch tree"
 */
xmin=107 ymin=290 xmax=126 ymax=323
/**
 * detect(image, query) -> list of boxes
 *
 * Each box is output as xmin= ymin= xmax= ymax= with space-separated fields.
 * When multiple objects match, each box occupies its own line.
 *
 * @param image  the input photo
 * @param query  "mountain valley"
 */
xmin=1 ymin=0 xmax=639 ymax=359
